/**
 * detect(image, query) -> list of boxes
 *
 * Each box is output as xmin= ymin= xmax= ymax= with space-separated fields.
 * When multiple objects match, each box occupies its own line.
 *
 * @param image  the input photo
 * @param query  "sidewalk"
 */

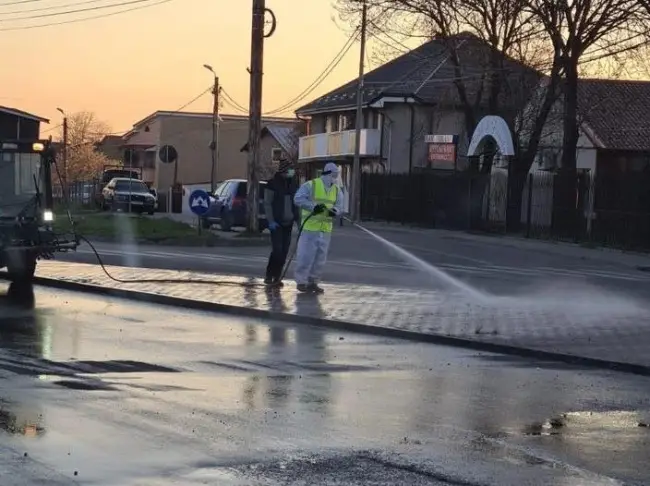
xmin=34 ymin=261 xmax=650 ymax=372
xmin=351 ymin=222 xmax=650 ymax=270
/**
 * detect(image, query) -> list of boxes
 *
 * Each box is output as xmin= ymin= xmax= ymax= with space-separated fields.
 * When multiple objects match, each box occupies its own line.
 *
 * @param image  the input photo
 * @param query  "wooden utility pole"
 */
xmin=62 ymin=116 xmax=68 ymax=187
xmin=211 ymin=76 xmax=220 ymax=193
xmin=246 ymin=0 xmax=265 ymax=233
xmin=246 ymin=0 xmax=275 ymax=233
xmin=350 ymin=0 xmax=367 ymax=222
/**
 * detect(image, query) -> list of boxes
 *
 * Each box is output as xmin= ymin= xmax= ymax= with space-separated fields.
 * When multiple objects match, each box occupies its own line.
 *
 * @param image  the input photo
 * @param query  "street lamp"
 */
xmin=56 ymin=107 xmax=68 ymax=187
xmin=203 ymin=64 xmax=220 ymax=193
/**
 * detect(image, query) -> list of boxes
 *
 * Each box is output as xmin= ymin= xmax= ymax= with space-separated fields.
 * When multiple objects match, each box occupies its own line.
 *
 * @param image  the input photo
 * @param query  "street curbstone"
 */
xmin=16 ymin=274 xmax=650 ymax=378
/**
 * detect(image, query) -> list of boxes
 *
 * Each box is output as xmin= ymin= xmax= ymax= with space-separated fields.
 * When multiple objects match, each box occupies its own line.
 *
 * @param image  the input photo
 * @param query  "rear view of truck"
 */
xmin=0 ymin=139 xmax=78 ymax=283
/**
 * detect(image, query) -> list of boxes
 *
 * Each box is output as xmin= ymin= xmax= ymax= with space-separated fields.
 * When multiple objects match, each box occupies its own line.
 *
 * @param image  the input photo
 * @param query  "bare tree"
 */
xmin=336 ymin=0 xmax=563 ymax=228
xmin=335 ymin=0 xmax=559 ymax=169
xmin=57 ymin=111 xmax=113 ymax=182
xmin=60 ymin=111 xmax=111 ymax=148
xmin=524 ymin=0 xmax=649 ymax=171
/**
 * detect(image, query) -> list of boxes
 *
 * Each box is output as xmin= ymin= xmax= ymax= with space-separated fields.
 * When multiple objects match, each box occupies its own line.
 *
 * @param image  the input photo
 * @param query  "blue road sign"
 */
xmin=189 ymin=189 xmax=211 ymax=216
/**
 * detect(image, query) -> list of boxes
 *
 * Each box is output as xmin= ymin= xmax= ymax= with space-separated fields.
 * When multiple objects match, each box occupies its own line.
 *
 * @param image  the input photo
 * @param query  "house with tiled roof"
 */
xmin=533 ymin=79 xmax=650 ymax=175
xmin=294 ymin=32 xmax=540 ymax=185
xmin=240 ymin=122 xmax=306 ymax=179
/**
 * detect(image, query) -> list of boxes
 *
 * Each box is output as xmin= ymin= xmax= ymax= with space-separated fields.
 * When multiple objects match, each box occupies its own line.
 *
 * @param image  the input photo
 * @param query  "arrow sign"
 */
xmin=189 ymin=189 xmax=211 ymax=216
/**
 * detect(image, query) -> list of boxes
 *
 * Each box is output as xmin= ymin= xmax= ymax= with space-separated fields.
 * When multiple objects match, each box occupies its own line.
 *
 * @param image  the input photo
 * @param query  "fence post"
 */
xmin=467 ymin=174 xmax=472 ymax=231
xmin=526 ymin=172 xmax=533 ymax=238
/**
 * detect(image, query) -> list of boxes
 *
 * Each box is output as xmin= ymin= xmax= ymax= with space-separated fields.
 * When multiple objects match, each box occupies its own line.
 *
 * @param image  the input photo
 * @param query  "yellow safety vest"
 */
xmin=301 ymin=178 xmax=338 ymax=233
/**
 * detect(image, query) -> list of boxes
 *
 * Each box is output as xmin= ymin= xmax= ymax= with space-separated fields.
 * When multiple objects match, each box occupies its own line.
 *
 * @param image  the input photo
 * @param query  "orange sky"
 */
xmin=1 ymin=0 xmax=370 ymax=134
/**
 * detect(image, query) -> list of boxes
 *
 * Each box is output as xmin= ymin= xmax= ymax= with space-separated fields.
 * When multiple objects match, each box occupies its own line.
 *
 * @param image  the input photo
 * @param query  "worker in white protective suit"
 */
xmin=293 ymin=162 xmax=344 ymax=293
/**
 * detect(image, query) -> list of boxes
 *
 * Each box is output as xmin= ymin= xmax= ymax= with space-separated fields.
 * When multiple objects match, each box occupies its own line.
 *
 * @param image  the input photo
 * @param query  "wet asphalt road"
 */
xmin=1 ymin=283 xmax=649 ymax=485
xmin=60 ymin=225 xmax=650 ymax=300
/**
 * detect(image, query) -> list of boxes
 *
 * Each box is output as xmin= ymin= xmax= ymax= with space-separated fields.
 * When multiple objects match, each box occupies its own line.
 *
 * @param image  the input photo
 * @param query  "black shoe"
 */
xmin=308 ymin=283 xmax=325 ymax=294
xmin=264 ymin=277 xmax=274 ymax=286
xmin=273 ymin=280 xmax=285 ymax=288
xmin=297 ymin=284 xmax=310 ymax=293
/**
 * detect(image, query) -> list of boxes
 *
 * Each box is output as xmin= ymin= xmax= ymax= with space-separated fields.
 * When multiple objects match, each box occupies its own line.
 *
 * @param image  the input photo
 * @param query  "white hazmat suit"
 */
xmin=293 ymin=163 xmax=344 ymax=293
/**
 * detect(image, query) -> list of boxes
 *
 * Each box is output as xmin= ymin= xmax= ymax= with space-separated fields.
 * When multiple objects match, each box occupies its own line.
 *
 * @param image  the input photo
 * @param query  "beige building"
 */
xmin=119 ymin=111 xmax=299 ymax=189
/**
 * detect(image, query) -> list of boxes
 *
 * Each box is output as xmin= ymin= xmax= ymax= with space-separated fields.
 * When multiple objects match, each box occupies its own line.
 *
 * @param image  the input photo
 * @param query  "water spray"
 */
xmin=340 ymin=216 xmax=487 ymax=301
xmin=76 ymin=206 xmax=485 ymax=301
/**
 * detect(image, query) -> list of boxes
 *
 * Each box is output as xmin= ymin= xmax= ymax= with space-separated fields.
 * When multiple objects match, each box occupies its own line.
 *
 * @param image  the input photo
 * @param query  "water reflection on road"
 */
xmin=0 ymin=284 xmax=648 ymax=485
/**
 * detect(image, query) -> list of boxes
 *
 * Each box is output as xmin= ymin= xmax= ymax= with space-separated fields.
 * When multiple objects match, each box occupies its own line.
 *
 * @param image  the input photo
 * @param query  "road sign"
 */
xmin=189 ymin=189 xmax=210 ymax=216
xmin=158 ymin=145 xmax=178 ymax=164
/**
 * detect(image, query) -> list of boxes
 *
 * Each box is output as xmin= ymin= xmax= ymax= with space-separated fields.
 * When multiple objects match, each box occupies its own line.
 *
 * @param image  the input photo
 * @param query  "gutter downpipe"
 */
xmin=378 ymin=109 xmax=384 ymax=171
xmin=408 ymin=97 xmax=415 ymax=175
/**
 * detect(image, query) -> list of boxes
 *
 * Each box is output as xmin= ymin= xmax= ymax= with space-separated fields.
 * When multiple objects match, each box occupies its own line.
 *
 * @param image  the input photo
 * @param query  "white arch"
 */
xmin=467 ymin=116 xmax=514 ymax=157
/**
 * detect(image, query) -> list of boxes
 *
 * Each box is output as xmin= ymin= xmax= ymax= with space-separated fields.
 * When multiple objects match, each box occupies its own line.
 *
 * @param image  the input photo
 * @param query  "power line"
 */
xmin=0 ymin=0 xmax=162 ymax=22
xmin=41 ymin=123 xmax=62 ymax=134
xmin=0 ymin=0 xmax=41 ymax=6
xmin=220 ymin=88 xmax=248 ymax=113
xmin=0 ymin=0 xmax=109 ymax=15
xmin=0 ymin=0 xmax=172 ymax=31
xmin=175 ymin=86 xmax=212 ymax=112
xmin=263 ymin=28 xmax=361 ymax=115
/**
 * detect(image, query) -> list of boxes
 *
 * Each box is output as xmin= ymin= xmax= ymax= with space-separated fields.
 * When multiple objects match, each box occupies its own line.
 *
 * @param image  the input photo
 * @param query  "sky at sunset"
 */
xmin=1 ymin=0 xmax=374 ymax=134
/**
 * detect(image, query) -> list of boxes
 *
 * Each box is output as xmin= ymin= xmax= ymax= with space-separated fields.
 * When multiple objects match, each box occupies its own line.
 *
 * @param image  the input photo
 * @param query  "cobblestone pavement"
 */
xmin=35 ymin=261 xmax=650 ymax=368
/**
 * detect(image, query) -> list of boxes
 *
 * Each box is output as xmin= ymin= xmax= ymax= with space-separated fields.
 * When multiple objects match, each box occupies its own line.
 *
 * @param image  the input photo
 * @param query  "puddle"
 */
xmin=520 ymin=411 xmax=650 ymax=437
xmin=0 ymin=405 xmax=45 ymax=437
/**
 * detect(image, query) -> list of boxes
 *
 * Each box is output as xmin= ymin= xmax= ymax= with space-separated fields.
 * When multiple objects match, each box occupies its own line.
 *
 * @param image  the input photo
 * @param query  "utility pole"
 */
xmin=57 ymin=107 xmax=68 ymax=188
xmin=350 ymin=0 xmax=367 ymax=222
xmin=204 ymin=64 xmax=220 ymax=193
xmin=246 ymin=0 xmax=276 ymax=233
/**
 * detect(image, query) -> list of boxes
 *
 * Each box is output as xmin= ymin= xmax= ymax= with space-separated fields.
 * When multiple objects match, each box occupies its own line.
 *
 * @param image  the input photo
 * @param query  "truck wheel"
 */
xmin=7 ymin=253 xmax=37 ymax=284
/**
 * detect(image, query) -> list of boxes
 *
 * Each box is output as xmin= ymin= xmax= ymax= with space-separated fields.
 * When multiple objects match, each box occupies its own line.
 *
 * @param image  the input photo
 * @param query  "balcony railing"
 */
xmin=299 ymin=129 xmax=381 ymax=160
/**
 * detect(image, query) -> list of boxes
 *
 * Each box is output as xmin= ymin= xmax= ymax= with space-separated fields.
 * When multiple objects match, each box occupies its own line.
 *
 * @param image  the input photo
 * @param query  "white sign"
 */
xmin=425 ymin=134 xmax=455 ymax=144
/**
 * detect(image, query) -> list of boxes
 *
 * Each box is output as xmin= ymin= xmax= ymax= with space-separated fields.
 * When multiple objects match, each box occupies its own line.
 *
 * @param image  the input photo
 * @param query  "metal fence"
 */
xmin=52 ymin=179 xmax=102 ymax=209
xmin=360 ymin=170 xmax=650 ymax=250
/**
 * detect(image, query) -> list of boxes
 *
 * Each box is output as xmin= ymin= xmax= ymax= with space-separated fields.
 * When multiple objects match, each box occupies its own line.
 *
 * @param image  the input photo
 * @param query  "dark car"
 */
xmin=201 ymin=179 xmax=267 ymax=231
xmin=101 ymin=178 xmax=156 ymax=214
xmin=96 ymin=168 xmax=140 ymax=207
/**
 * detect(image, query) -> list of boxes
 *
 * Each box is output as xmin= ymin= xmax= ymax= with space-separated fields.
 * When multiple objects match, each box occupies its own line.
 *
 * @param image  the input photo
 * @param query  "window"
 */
xmin=326 ymin=115 xmax=338 ymax=133
xmin=339 ymin=113 xmax=356 ymax=131
xmin=215 ymin=181 xmax=230 ymax=197
xmin=271 ymin=147 xmax=283 ymax=161
xmin=235 ymin=181 xmax=267 ymax=198
xmin=15 ymin=153 xmax=41 ymax=196
xmin=115 ymin=180 xmax=149 ymax=192
xmin=365 ymin=111 xmax=380 ymax=129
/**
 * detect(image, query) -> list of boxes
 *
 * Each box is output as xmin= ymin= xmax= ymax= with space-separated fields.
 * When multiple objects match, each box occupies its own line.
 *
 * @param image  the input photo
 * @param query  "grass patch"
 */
xmin=54 ymin=211 xmax=213 ymax=244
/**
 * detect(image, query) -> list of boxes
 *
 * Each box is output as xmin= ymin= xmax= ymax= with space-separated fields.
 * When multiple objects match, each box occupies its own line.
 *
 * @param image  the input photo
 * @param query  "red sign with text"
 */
xmin=428 ymin=143 xmax=456 ymax=163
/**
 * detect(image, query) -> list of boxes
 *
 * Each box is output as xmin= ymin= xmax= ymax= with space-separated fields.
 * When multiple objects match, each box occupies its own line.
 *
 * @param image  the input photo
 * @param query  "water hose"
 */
xmin=75 ymin=211 xmax=318 ymax=288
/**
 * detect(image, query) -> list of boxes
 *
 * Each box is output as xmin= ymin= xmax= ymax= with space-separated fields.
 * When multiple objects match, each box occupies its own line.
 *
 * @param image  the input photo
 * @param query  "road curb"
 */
xmin=82 ymin=235 xmax=270 ymax=248
xmin=19 ymin=275 xmax=650 ymax=378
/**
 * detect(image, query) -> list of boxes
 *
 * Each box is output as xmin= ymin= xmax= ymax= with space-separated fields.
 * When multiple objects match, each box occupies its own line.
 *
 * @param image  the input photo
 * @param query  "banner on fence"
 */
xmin=426 ymin=134 xmax=457 ymax=169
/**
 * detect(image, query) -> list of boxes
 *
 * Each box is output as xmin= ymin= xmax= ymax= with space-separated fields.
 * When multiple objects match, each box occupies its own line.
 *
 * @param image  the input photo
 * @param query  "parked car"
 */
xmin=201 ymin=179 xmax=267 ymax=231
xmin=96 ymin=168 xmax=140 ymax=207
xmin=101 ymin=178 xmax=156 ymax=215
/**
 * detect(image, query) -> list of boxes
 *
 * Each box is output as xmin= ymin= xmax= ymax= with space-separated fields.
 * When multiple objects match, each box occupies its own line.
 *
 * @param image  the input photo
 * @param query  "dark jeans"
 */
xmin=266 ymin=224 xmax=293 ymax=281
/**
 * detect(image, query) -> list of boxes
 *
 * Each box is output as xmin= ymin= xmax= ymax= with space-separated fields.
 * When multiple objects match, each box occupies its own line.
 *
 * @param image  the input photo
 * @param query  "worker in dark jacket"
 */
xmin=263 ymin=159 xmax=299 ymax=287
